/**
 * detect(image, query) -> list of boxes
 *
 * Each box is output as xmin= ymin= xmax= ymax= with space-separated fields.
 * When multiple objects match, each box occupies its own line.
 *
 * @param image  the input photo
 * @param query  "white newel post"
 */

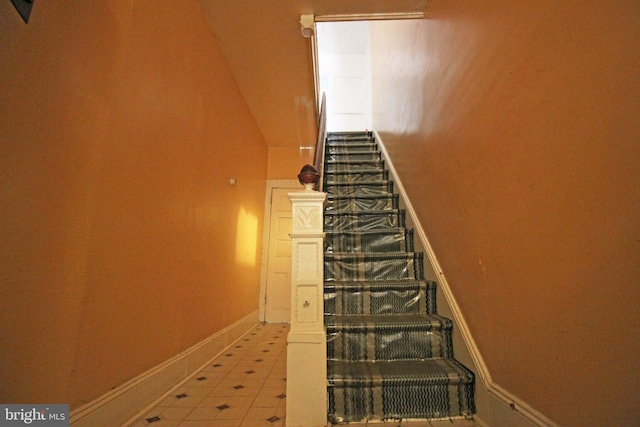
xmin=286 ymin=180 xmax=327 ymax=427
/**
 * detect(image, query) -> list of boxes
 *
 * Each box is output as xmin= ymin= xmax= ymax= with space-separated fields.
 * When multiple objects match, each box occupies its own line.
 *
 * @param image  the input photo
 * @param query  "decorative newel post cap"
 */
xmin=297 ymin=164 xmax=320 ymax=187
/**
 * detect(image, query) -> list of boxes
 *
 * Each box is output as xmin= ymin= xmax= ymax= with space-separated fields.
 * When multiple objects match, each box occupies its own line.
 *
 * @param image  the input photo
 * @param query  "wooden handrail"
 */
xmin=313 ymin=93 xmax=327 ymax=191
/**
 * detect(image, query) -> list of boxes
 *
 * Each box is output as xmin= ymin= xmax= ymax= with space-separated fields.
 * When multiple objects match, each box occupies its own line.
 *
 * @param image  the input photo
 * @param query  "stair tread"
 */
xmin=328 ymin=359 xmax=474 ymax=385
xmin=324 ymin=179 xmax=389 ymax=187
xmin=326 ymin=171 xmax=386 ymax=177
xmin=325 ymin=279 xmax=433 ymax=288
xmin=325 ymin=209 xmax=402 ymax=214
xmin=327 ymin=138 xmax=373 ymax=143
xmin=327 ymin=132 xmax=372 ymax=137
xmin=325 ymin=175 xmax=389 ymax=180
xmin=325 ymin=180 xmax=391 ymax=186
xmin=325 ymin=166 xmax=385 ymax=173
xmin=325 ymin=228 xmax=408 ymax=235
xmin=325 ymin=159 xmax=382 ymax=163
xmin=327 ymin=156 xmax=382 ymax=162
xmin=327 ymin=194 xmax=396 ymax=200
xmin=326 ymin=188 xmax=393 ymax=197
xmin=326 ymin=252 xmax=421 ymax=259
xmin=326 ymin=313 xmax=451 ymax=328
xmin=327 ymin=147 xmax=379 ymax=152
xmin=327 ymin=138 xmax=375 ymax=142
xmin=327 ymin=148 xmax=380 ymax=153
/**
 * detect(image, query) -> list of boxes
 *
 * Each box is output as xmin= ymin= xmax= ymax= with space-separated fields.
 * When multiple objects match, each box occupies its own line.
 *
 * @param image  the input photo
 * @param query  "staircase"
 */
xmin=322 ymin=131 xmax=475 ymax=423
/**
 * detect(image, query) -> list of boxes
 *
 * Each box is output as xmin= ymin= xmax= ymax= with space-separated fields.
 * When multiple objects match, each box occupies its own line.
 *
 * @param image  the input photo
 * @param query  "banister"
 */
xmin=313 ymin=92 xmax=327 ymax=191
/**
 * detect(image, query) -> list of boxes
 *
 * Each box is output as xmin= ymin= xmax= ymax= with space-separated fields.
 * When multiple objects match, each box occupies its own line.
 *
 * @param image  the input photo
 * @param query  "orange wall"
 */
xmin=370 ymin=2 xmax=640 ymax=426
xmin=0 ymin=1 xmax=267 ymax=409
xmin=267 ymin=147 xmax=315 ymax=180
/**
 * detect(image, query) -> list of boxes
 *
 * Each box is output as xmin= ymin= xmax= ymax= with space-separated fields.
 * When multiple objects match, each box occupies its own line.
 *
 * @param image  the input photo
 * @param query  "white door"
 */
xmin=264 ymin=188 xmax=294 ymax=323
xmin=317 ymin=21 xmax=372 ymax=132
xmin=328 ymin=76 xmax=367 ymax=130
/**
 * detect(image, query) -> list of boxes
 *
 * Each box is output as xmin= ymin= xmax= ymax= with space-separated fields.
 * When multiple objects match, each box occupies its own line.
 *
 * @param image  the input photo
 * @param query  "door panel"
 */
xmin=265 ymin=188 xmax=294 ymax=322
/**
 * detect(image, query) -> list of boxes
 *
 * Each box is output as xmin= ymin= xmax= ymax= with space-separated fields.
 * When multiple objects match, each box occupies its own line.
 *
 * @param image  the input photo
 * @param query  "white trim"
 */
xmin=259 ymin=179 xmax=302 ymax=322
xmin=488 ymin=382 xmax=559 ymax=427
xmin=314 ymin=12 xmax=424 ymax=22
xmin=373 ymin=129 xmax=558 ymax=427
xmin=70 ymin=311 xmax=259 ymax=427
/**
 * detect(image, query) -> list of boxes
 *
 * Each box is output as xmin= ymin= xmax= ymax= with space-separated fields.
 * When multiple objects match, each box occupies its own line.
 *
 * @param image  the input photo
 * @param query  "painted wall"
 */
xmin=0 ymin=1 xmax=267 ymax=409
xmin=267 ymin=147 xmax=314 ymax=180
xmin=200 ymin=0 xmax=426 ymax=150
xmin=370 ymin=2 xmax=640 ymax=426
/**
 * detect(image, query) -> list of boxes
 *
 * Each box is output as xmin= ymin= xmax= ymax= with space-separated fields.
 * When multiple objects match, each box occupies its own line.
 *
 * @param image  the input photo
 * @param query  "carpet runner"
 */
xmin=323 ymin=131 xmax=475 ymax=423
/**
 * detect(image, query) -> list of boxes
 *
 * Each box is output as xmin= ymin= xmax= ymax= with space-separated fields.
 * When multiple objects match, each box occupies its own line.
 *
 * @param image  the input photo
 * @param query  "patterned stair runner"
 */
xmin=323 ymin=131 xmax=475 ymax=423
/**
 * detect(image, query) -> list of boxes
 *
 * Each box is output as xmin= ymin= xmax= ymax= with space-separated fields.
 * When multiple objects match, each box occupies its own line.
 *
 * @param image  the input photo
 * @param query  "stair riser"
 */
xmin=325 ymin=196 xmax=399 ymax=211
xmin=327 ymin=328 xmax=453 ymax=361
xmin=327 ymin=134 xmax=373 ymax=140
xmin=325 ymin=161 xmax=384 ymax=173
xmin=326 ymin=153 xmax=382 ymax=162
xmin=327 ymin=135 xmax=373 ymax=144
xmin=324 ymin=287 xmax=436 ymax=316
xmin=325 ymin=183 xmax=394 ymax=197
xmin=327 ymin=146 xmax=379 ymax=154
xmin=325 ymin=230 xmax=413 ymax=253
xmin=327 ymin=131 xmax=373 ymax=141
xmin=324 ymin=211 xmax=406 ymax=231
xmin=326 ymin=143 xmax=376 ymax=150
xmin=323 ymin=183 xmax=393 ymax=197
xmin=328 ymin=383 xmax=475 ymax=423
xmin=325 ymin=256 xmax=424 ymax=282
xmin=325 ymin=171 xmax=388 ymax=184
xmin=326 ymin=159 xmax=383 ymax=166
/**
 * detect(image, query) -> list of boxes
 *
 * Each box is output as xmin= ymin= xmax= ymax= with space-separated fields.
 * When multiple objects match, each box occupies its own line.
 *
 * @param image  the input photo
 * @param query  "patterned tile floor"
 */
xmin=128 ymin=323 xmax=288 ymax=427
xmin=127 ymin=323 xmax=479 ymax=427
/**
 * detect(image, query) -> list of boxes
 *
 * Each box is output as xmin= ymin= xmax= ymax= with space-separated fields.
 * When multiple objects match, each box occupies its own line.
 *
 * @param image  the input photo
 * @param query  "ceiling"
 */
xmin=200 ymin=0 xmax=427 ymax=149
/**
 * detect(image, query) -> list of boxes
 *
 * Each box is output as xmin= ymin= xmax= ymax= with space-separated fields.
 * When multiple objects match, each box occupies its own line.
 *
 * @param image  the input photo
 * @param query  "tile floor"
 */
xmin=128 ymin=323 xmax=288 ymax=427
xmin=127 ymin=323 xmax=479 ymax=427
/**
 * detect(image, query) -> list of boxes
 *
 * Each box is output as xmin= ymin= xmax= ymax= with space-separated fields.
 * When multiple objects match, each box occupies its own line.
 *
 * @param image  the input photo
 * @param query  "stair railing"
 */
xmin=313 ymin=92 xmax=327 ymax=191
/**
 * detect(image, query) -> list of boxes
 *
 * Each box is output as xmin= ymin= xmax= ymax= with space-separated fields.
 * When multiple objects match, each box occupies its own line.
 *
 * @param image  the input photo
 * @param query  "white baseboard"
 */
xmin=372 ymin=129 xmax=557 ymax=427
xmin=69 ymin=311 xmax=259 ymax=427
